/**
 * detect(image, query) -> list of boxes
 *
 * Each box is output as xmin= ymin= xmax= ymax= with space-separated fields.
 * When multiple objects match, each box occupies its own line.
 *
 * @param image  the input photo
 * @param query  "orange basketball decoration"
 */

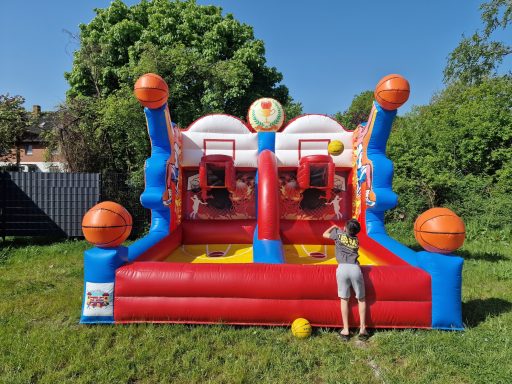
xmin=374 ymin=74 xmax=410 ymax=110
xmin=414 ymin=208 xmax=465 ymax=254
xmin=134 ymin=73 xmax=169 ymax=109
xmin=82 ymin=202 xmax=132 ymax=247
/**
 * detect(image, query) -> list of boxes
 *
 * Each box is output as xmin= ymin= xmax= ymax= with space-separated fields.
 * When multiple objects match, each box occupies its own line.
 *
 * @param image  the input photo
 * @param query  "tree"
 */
xmin=444 ymin=0 xmax=512 ymax=85
xmin=44 ymin=89 xmax=150 ymax=174
xmin=65 ymin=0 xmax=301 ymax=127
xmin=45 ymin=97 xmax=107 ymax=173
xmin=333 ymin=90 xmax=374 ymax=130
xmin=0 ymin=94 xmax=31 ymax=164
xmin=52 ymin=0 xmax=303 ymax=189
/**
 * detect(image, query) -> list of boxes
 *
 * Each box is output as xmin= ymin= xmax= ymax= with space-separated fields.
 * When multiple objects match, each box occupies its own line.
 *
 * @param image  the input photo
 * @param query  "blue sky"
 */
xmin=0 ymin=1 xmax=504 ymax=115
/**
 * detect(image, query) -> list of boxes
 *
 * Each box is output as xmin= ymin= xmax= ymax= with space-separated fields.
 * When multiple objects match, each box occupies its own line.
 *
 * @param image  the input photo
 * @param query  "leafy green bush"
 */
xmin=387 ymin=76 xmax=512 ymax=233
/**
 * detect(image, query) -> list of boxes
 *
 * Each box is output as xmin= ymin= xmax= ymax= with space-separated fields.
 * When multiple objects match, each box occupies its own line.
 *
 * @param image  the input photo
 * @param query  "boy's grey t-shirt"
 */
xmin=329 ymin=228 xmax=359 ymax=264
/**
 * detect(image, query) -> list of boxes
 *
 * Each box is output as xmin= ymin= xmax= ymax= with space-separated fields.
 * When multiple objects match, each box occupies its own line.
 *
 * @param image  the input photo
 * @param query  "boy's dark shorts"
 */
xmin=336 ymin=264 xmax=365 ymax=299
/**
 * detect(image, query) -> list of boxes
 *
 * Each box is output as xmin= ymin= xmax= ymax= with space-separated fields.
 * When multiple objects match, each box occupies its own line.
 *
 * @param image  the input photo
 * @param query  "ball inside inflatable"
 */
xmin=374 ymin=74 xmax=410 ymax=110
xmin=414 ymin=207 xmax=465 ymax=254
xmin=328 ymin=140 xmax=344 ymax=156
xmin=134 ymin=73 xmax=169 ymax=109
xmin=82 ymin=201 xmax=132 ymax=247
xmin=291 ymin=318 xmax=312 ymax=339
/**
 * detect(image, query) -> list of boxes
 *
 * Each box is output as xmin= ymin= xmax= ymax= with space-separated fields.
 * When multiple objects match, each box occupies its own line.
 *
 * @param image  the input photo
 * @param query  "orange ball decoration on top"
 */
xmin=374 ymin=74 xmax=410 ymax=110
xmin=82 ymin=201 xmax=133 ymax=247
xmin=414 ymin=207 xmax=465 ymax=254
xmin=134 ymin=73 xmax=169 ymax=109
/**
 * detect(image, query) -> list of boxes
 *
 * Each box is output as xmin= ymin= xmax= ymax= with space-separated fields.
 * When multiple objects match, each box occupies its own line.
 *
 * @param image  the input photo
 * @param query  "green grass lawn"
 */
xmin=0 ymin=226 xmax=511 ymax=384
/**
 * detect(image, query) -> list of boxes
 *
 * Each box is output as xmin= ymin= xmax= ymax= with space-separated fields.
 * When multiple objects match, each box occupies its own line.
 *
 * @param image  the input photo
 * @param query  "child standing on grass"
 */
xmin=323 ymin=219 xmax=369 ymax=341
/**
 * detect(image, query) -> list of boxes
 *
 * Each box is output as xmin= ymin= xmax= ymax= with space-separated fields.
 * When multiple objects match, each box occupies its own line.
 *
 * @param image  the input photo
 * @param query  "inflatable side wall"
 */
xmin=80 ymin=104 xmax=175 ymax=324
xmin=354 ymin=102 xmax=464 ymax=330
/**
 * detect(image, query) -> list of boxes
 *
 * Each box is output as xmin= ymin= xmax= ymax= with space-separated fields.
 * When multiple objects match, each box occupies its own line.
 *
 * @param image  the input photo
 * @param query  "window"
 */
xmin=25 ymin=145 xmax=33 ymax=155
xmin=26 ymin=164 xmax=40 ymax=172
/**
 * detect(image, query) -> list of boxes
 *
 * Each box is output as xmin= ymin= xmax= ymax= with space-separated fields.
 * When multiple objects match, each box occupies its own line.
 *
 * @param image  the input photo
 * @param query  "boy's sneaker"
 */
xmin=338 ymin=331 xmax=351 ymax=342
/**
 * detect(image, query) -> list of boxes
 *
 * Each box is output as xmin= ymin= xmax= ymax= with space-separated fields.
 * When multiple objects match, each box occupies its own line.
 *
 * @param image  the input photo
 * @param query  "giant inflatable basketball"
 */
xmin=134 ymin=73 xmax=168 ymax=109
xmin=82 ymin=202 xmax=132 ymax=247
xmin=414 ymin=207 xmax=465 ymax=254
xmin=374 ymin=74 xmax=410 ymax=110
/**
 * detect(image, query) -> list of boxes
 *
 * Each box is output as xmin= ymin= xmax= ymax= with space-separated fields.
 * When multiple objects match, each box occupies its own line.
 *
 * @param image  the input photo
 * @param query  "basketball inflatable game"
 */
xmin=80 ymin=73 xmax=464 ymax=330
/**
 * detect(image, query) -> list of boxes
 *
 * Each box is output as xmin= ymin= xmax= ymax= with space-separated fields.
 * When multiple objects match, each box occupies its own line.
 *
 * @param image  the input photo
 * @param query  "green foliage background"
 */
xmin=47 ymin=0 xmax=303 ymax=203
xmin=0 ymin=95 xmax=31 ymax=159
xmin=444 ymin=0 xmax=511 ymax=85
xmin=47 ymin=0 xmax=512 ymax=238
xmin=334 ymin=77 xmax=512 ymax=236
xmin=45 ymin=0 xmax=305 ymax=212
xmin=65 ymin=0 xmax=300 ymax=127
xmin=387 ymin=77 xmax=512 ymax=233
xmin=333 ymin=90 xmax=374 ymax=131
xmin=331 ymin=1 xmax=512 ymax=238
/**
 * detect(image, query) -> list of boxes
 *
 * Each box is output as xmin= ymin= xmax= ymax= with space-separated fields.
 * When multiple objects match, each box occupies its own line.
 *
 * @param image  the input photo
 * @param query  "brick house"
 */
xmin=0 ymin=105 xmax=65 ymax=172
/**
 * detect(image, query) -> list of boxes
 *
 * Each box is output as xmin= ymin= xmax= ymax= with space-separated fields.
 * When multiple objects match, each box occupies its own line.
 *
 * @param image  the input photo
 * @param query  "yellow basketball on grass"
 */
xmin=328 ymin=140 xmax=344 ymax=156
xmin=291 ymin=318 xmax=312 ymax=339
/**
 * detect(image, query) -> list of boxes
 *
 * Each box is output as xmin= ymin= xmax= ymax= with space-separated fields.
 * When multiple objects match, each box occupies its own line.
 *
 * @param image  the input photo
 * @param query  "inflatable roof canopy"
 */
xmin=80 ymin=73 xmax=463 ymax=330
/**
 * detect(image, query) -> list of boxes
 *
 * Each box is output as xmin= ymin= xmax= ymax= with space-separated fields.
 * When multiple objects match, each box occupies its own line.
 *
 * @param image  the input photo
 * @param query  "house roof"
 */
xmin=20 ymin=111 xmax=58 ymax=144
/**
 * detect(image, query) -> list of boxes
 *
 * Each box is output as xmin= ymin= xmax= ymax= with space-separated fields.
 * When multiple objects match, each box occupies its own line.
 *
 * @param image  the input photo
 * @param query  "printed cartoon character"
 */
xmin=190 ymin=194 xmax=207 ymax=219
xmin=86 ymin=291 xmax=110 ymax=309
xmin=326 ymin=195 xmax=343 ymax=220
xmin=163 ymin=142 xmax=181 ymax=207
xmin=354 ymin=123 xmax=376 ymax=208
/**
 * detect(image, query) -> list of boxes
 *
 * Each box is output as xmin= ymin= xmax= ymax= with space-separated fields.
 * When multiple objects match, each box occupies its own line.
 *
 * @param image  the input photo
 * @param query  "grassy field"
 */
xmin=0 ymin=225 xmax=511 ymax=384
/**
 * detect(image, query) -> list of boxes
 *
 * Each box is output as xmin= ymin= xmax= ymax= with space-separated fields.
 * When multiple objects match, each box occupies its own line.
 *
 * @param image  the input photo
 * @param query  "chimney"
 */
xmin=32 ymin=105 xmax=41 ymax=118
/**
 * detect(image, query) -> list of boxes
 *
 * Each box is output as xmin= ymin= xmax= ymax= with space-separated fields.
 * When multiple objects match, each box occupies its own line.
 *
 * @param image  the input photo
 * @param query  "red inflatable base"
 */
xmin=114 ymin=263 xmax=432 ymax=328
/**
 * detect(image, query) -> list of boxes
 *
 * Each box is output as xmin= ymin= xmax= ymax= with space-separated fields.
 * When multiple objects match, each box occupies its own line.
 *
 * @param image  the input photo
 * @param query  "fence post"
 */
xmin=99 ymin=171 xmax=104 ymax=202
xmin=0 ymin=173 xmax=5 ymax=240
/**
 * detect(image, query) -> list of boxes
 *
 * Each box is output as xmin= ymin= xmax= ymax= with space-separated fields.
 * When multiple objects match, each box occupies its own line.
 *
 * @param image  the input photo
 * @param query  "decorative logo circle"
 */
xmin=247 ymin=98 xmax=285 ymax=132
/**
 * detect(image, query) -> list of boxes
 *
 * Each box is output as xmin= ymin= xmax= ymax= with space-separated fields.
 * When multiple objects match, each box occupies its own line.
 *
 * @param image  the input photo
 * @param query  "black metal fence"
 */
xmin=0 ymin=172 xmax=150 ymax=239
xmin=99 ymin=171 xmax=150 ymax=238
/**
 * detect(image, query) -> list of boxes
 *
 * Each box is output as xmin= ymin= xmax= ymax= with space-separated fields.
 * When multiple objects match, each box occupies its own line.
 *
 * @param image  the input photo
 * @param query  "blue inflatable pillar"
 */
xmin=80 ymin=246 xmax=128 ymax=324
xmin=418 ymin=252 xmax=464 ymax=330
xmin=127 ymin=104 xmax=173 ymax=261
xmin=253 ymin=132 xmax=284 ymax=263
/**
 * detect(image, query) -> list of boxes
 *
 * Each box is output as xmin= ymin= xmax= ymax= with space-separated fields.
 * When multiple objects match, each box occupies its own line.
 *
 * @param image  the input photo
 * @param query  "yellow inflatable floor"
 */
xmin=165 ymin=243 xmax=377 ymax=265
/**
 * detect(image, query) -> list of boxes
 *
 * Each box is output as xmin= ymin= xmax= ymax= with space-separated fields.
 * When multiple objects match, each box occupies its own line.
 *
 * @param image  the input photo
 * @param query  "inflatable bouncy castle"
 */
xmin=80 ymin=73 xmax=464 ymax=330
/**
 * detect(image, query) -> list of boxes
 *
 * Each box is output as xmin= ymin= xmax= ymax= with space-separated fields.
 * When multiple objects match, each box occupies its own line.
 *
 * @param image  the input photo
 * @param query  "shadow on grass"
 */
xmin=0 ymin=236 xmax=66 ymax=249
xmin=0 ymin=237 xmax=69 ymax=265
xmin=463 ymin=298 xmax=512 ymax=328
xmin=456 ymin=249 xmax=507 ymax=262
xmin=392 ymin=243 xmax=507 ymax=262
xmin=406 ymin=244 xmax=423 ymax=252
